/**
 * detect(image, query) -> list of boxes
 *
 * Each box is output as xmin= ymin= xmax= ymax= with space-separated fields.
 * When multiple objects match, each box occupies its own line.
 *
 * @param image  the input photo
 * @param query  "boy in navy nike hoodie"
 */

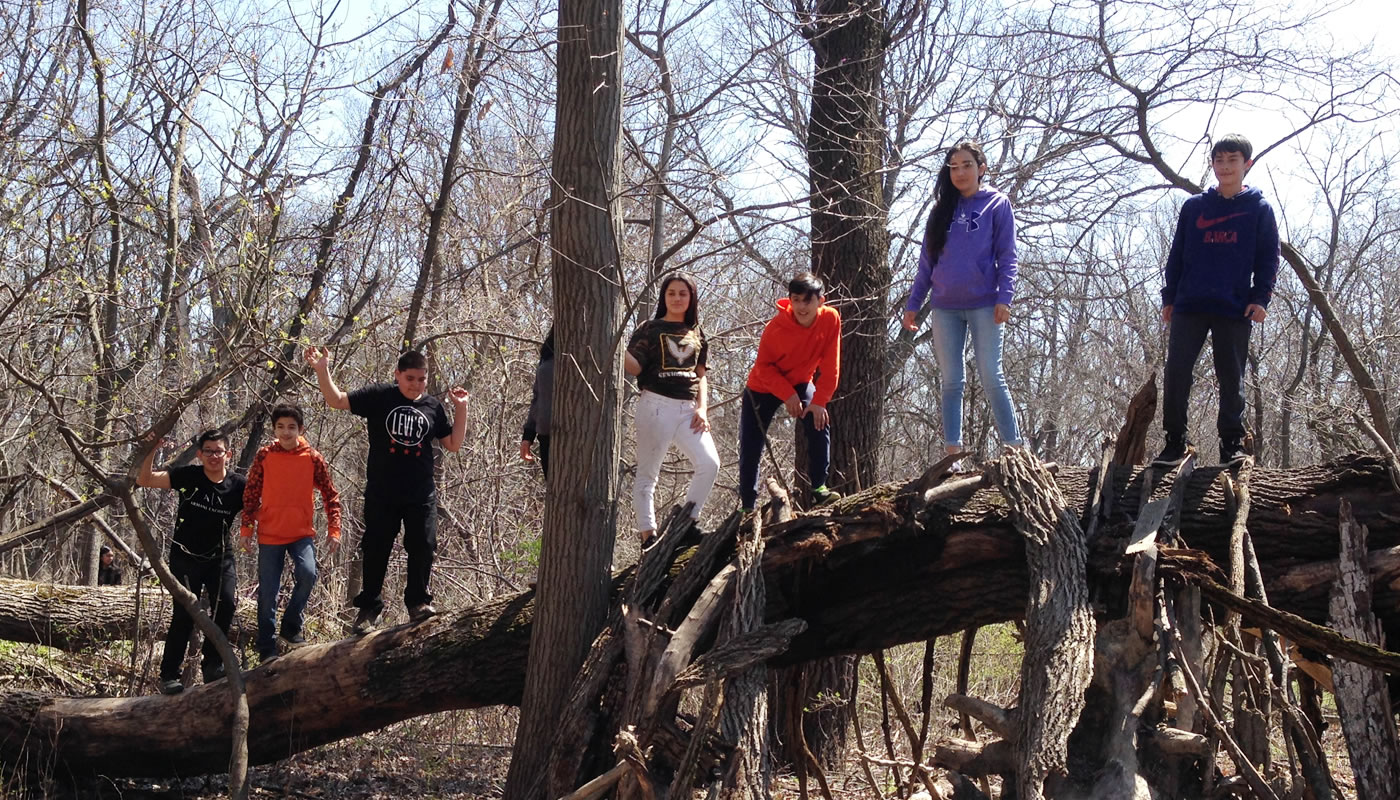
xmin=1156 ymin=133 xmax=1279 ymax=465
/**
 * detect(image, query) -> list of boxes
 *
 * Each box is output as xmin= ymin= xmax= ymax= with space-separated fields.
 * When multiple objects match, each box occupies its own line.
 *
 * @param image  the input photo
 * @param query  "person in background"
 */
xmin=520 ymin=328 xmax=555 ymax=478
xmin=97 ymin=545 xmax=122 ymax=586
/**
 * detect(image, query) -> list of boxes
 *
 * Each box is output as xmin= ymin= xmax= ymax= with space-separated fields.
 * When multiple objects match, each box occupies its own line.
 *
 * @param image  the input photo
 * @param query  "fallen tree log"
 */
xmin=0 ymin=455 xmax=1396 ymax=779
xmin=0 ymin=578 xmax=257 ymax=651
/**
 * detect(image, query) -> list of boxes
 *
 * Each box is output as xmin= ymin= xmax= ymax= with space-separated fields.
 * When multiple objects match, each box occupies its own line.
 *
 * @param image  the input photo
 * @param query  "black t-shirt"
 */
xmin=169 ymin=465 xmax=246 ymax=561
xmin=627 ymin=320 xmax=708 ymax=400
xmin=349 ymin=383 xmax=453 ymax=502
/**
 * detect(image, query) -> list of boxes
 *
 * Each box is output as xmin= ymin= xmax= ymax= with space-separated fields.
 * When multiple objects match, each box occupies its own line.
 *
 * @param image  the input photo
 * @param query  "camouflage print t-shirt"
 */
xmin=627 ymin=320 xmax=709 ymax=401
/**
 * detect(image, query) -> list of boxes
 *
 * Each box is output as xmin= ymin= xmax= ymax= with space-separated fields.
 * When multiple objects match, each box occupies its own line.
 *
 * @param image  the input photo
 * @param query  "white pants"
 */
xmin=633 ymin=390 xmax=720 ymax=531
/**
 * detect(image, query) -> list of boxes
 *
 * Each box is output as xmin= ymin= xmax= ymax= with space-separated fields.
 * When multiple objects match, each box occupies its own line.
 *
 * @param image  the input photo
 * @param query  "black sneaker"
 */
xmin=812 ymin=486 xmax=842 ymax=506
xmin=408 ymin=603 xmax=437 ymax=623
xmin=258 ymin=650 xmax=277 ymax=665
xmin=279 ymin=631 xmax=307 ymax=648
xmin=1151 ymin=436 xmax=1188 ymax=466
xmin=352 ymin=607 xmax=382 ymax=634
xmin=1220 ymin=439 xmax=1249 ymax=464
xmin=159 ymin=678 xmax=184 ymax=696
xmin=202 ymin=663 xmax=226 ymax=684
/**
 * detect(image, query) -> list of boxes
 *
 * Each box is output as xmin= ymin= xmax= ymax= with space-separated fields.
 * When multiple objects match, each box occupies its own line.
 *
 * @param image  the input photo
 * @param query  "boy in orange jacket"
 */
xmin=738 ymin=271 xmax=842 ymax=511
xmin=241 ymin=404 xmax=342 ymax=662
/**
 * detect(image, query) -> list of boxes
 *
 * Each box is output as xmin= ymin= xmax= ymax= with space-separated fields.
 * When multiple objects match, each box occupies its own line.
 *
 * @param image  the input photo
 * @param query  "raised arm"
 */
xmin=441 ymin=387 xmax=469 ymax=453
xmin=305 ymin=346 xmax=350 ymax=410
xmin=135 ymin=434 xmax=172 ymax=489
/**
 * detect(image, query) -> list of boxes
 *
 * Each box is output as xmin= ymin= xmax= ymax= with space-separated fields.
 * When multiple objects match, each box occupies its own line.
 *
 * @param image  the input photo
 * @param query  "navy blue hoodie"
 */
xmin=1162 ymin=186 xmax=1280 ymax=317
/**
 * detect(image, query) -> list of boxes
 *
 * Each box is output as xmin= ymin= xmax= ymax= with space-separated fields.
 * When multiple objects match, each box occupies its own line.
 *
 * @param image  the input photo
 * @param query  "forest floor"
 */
xmin=0 ymin=626 xmax=1361 ymax=799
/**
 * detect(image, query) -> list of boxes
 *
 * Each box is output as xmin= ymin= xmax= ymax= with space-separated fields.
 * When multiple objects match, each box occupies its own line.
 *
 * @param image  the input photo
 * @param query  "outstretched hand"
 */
xmin=304 ymin=345 xmax=330 ymax=370
xmin=448 ymin=386 xmax=469 ymax=409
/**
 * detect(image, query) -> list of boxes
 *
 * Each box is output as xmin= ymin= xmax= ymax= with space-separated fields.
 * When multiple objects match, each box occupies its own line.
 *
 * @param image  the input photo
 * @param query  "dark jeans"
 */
xmin=161 ymin=551 xmax=236 ymax=681
xmin=256 ymin=537 xmax=317 ymax=656
xmin=355 ymin=495 xmax=437 ymax=614
xmin=537 ymin=434 xmax=550 ymax=478
xmin=1163 ymin=311 xmax=1251 ymax=442
xmin=738 ymin=383 xmax=831 ymax=509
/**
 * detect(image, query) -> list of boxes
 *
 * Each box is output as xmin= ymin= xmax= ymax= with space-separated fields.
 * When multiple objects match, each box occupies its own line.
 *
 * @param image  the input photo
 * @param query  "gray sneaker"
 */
xmin=408 ymin=603 xmax=437 ymax=623
xmin=159 ymin=678 xmax=184 ymax=696
xmin=352 ymin=607 xmax=382 ymax=635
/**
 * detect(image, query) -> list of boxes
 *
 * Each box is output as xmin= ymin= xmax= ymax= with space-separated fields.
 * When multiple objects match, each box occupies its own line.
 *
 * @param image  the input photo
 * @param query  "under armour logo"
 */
xmin=953 ymin=210 xmax=982 ymax=232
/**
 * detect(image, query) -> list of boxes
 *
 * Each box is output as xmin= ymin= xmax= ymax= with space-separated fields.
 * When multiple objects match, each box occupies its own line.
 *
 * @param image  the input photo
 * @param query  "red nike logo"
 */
xmin=1196 ymin=212 xmax=1248 ymax=229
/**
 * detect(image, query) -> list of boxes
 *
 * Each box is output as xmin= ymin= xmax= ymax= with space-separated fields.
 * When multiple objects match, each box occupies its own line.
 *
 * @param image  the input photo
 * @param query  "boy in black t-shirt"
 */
xmin=137 ymin=429 xmax=246 ymax=695
xmin=308 ymin=347 xmax=469 ymax=632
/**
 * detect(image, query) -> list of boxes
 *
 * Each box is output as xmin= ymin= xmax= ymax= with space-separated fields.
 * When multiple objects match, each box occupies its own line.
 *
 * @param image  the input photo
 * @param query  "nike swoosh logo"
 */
xmin=1196 ymin=212 xmax=1248 ymax=230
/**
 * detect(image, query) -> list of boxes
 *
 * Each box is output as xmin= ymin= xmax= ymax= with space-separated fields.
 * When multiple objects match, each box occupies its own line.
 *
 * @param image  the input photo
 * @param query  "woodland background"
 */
xmin=0 ymin=0 xmax=1396 ymax=795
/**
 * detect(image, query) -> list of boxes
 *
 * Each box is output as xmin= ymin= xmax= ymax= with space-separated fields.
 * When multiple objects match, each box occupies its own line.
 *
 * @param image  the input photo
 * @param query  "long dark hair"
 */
xmin=923 ymin=140 xmax=988 ymax=262
xmin=540 ymin=327 xmax=555 ymax=360
xmin=654 ymin=272 xmax=700 ymax=327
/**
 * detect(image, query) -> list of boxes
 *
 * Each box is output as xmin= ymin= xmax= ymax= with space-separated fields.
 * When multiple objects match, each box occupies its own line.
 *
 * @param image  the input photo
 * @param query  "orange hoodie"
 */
xmin=240 ymin=437 xmax=342 ymax=546
xmin=745 ymin=298 xmax=842 ymax=407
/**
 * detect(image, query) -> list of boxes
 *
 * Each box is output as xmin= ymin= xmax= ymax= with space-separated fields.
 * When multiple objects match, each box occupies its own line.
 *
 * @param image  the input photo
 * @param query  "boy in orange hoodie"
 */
xmin=738 ymin=271 xmax=842 ymax=511
xmin=241 ymin=404 xmax=342 ymax=662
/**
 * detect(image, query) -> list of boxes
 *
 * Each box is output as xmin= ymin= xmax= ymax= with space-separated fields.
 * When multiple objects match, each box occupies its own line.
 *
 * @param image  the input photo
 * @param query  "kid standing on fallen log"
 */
xmin=1155 ymin=133 xmax=1279 ymax=466
xmin=307 ymin=347 xmax=468 ymax=633
xmin=137 ymin=429 xmax=245 ymax=695
xmin=240 ymin=404 xmax=342 ymax=663
xmin=901 ymin=140 xmax=1023 ymax=461
xmin=738 ymin=271 xmax=842 ymax=512
xmin=625 ymin=273 xmax=721 ymax=546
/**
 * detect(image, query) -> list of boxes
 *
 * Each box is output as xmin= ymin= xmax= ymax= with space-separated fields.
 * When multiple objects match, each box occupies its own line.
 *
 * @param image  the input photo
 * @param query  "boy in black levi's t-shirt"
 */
xmin=307 ymin=347 xmax=468 ymax=632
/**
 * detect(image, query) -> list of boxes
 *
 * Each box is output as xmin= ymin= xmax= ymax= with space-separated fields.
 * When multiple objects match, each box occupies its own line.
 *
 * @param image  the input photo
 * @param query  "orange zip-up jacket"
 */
xmin=240 ymin=437 xmax=342 ymax=546
xmin=745 ymin=298 xmax=842 ymax=407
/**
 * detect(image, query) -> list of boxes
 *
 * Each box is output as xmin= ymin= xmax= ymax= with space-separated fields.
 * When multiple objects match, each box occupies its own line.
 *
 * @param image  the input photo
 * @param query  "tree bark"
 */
xmin=503 ymin=0 xmax=624 ymax=794
xmin=3 ymin=456 xmax=1398 ymax=779
xmin=787 ymin=0 xmax=893 ymax=764
xmin=989 ymin=450 xmax=1095 ymax=800
xmin=1328 ymin=499 xmax=1400 ymax=798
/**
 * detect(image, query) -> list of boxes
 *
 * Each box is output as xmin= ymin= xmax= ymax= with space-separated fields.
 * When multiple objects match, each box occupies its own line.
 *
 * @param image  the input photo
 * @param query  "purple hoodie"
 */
xmin=905 ymin=188 xmax=1018 ymax=312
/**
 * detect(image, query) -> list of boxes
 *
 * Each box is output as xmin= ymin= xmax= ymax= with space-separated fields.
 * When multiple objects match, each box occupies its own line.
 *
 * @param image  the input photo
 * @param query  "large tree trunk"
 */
xmin=2 ymin=455 xmax=1398 ymax=779
xmin=787 ymin=0 xmax=893 ymax=766
xmin=502 ymin=0 xmax=624 ymax=795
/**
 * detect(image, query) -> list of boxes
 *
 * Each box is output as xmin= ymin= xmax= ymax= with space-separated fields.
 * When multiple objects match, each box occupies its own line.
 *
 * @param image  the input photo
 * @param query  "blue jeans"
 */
xmin=929 ymin=306 xmax=1022 ymax=447
xmin=1162 ymin=311 xmax=1250 ymax=442
xmin=737 ymin=383 xmax=830 ymax=510
xmin=257 ymin=537 xmax=317 ymax=656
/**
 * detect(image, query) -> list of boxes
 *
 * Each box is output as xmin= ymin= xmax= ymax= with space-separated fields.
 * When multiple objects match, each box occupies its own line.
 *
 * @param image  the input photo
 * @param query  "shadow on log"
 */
xmin=0 ymin=454 xmax=1397 ymax=780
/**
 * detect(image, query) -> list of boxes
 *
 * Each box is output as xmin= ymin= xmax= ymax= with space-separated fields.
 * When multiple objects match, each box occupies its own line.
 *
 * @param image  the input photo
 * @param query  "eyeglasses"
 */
xmin=200 ymin=449 xmax=229 ymax=458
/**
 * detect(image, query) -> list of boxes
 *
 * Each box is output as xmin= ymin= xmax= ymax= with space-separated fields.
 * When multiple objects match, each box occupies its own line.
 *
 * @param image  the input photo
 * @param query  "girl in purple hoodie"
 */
xmin=901 ymin=141 xmax=1022 ymax=460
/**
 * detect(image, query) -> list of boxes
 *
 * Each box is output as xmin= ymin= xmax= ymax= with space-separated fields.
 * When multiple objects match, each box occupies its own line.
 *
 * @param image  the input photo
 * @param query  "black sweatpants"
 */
xmin=354 ymin=495 xmax=437 ymax=614
xmin=161 ymin=550 xmax=236 ymax=681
